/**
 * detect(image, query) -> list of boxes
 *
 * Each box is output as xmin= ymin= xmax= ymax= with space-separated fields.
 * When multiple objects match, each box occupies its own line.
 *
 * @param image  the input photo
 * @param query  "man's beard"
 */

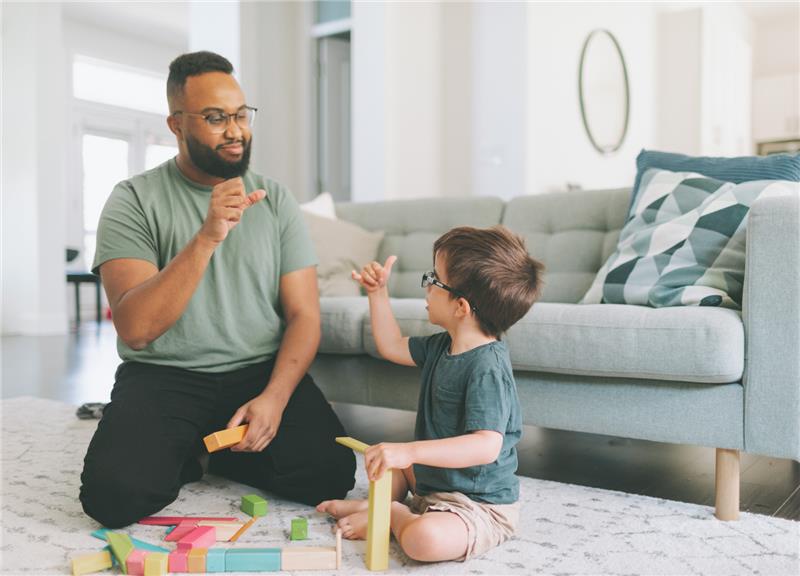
xmin=185 ymin=133 xmax=252 ymax=179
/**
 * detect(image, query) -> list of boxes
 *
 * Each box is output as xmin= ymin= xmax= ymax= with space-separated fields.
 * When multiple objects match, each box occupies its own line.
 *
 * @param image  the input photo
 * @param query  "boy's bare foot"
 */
xmin=316 ymin=499 xmax=369 ymax=519
xmin=337 ymin=510 xmax=369 ymax=540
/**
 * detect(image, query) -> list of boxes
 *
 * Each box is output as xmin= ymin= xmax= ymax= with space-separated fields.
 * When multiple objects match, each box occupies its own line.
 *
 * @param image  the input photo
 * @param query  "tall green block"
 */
xmin=241 ymin=494 xmax=268 ymax=517
xmin=290 ymin=517 xmax=308 ymax=540
xmin=105 ymin=532 xmax=134 ymax=574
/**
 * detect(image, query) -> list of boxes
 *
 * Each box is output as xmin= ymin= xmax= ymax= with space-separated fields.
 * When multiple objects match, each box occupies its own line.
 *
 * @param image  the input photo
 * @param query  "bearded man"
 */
xmin=79 ymin=51 xmax=355 ymax=528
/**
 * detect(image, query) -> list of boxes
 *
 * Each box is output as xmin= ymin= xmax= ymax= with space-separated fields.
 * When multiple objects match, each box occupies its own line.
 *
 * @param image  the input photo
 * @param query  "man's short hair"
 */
xmin=167 ymin=51 xmax=234 ymax=111
xmin=433 ymin=226 xmax=544 ymax=338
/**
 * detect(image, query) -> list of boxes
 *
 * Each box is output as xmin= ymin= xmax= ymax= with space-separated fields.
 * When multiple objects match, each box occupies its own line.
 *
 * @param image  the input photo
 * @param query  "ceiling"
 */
xmin=62 ymin=1 xmax=190 ymax=47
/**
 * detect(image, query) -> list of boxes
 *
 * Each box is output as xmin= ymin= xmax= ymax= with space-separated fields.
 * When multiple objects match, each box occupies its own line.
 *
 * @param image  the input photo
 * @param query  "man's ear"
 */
xmin=166 ymin=114 xmax=183 ymax=140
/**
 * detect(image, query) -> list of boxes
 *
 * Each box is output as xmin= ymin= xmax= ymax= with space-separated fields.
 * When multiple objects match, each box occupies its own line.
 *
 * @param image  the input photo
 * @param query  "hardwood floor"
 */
xmin=2 ymin=319 xmax=798 ymax=520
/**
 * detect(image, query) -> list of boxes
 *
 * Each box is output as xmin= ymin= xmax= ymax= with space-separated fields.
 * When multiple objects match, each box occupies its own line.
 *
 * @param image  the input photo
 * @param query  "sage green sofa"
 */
xmin=309 ymin=187 xmax=800 ymax=520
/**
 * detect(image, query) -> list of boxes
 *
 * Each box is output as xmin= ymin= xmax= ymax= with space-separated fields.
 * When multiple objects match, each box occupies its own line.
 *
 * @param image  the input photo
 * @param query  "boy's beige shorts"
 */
xmin=408 ymin=491 xmax=520 ymax=561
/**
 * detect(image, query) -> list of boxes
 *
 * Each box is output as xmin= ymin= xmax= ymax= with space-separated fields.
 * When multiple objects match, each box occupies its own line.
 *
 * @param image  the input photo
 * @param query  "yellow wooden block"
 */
xmin=281 ymin=546 xmax=337 ymax=570
xmin=143 ymin=552 xmax=169 ymax=576
xmin=187 ymin=548 xmax=207 ymax=573
xmin=335 ymin=436 xmax=369 ymax=454
xmin=203 ymin=424 xmax=248 ymax=452
xmin=71 ymin=550 xmax=112 ymax=576
xmin=366 ymin=469 xmax=392 ymax=571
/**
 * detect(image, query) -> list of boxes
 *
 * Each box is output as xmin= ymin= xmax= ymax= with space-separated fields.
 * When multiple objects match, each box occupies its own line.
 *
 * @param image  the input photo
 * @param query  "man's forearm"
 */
xmin=260 ymin=313 xmax=321 ymax=406
xmin=113 ymin=234 xmax=217 ymax=349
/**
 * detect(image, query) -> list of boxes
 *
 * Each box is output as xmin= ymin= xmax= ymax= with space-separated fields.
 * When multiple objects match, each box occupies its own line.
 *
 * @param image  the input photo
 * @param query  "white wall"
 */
xmin=190 ymin=2 xmax=239 ymax=73
xmin=2 ymin=3 xmax=69 ymax=334
xmin=526 ymin=3 xmax=659 ymax=195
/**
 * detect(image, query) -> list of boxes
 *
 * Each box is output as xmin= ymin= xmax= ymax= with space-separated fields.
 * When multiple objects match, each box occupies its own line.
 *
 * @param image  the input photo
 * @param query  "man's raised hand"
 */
xmin=199 ymin=177 xmax=266 ymax=245
xmin=352 ymin=255 xmax=397 ymax=294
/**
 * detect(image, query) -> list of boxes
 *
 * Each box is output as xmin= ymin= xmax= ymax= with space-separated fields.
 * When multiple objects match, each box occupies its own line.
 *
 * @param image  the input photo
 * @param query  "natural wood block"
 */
xmin=203 ymin=424 xmax=248 ymax=452
xmin=197 ymin=521 xmax=243 ymax=541
xmin=281 ymin=546 xmax=337 ymax=570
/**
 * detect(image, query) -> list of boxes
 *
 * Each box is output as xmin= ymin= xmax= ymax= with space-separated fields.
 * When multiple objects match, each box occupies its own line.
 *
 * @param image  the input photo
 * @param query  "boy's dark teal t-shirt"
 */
xmin=408 ymin=332 xmax=522 ymax=504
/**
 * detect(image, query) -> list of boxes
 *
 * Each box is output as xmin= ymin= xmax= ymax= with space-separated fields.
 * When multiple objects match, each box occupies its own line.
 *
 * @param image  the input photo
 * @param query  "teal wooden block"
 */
xmin=290 ymin=517 xmax=308 ymax=540
xmin=225 ymin=548 xmax=281 ymax=572
xmin=206 ymin=548 xmax=226 ymax=573
xmin=91 ymin=529 xmax=170 ymax=552
xmin=241 ymin=494 xmax=268 ymax=517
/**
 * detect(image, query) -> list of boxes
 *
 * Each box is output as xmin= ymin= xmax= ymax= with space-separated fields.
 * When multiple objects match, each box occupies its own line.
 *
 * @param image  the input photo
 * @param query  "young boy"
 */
xmin=317 ymin=225 xmax=544 ymax=563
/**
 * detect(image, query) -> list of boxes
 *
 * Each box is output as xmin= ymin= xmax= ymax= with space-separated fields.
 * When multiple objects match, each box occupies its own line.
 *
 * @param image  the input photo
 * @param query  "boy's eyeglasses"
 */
xmin=421 ymin=271 xmax=479 ymax=313
xmin=172 ymin=106 xmax=257 ymax=134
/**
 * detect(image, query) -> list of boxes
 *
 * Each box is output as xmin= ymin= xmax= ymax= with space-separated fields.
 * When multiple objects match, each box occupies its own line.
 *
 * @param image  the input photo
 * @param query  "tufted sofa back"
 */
xmin=335 ymin=188 xmax=630 ymax=303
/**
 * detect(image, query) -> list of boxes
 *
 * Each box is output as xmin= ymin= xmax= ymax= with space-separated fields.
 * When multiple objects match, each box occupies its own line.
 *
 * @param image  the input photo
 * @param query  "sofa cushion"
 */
xmin=582 ymin=170 xmax=796 ymax=308
xmin=502 ymin=188 xmax=630 ymax=303
xmin=319 ymin=297 xmax=371 ymax=354
xmin=631 ymin=149 xmax=800 ymax=211
xmin=336 ymin=197 xmax=505 ymax=298
xmin=359 ymin=298 xmax=743 ymax=384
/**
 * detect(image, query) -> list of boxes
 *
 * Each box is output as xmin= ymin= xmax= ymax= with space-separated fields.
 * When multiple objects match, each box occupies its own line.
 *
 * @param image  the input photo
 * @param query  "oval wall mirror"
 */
xmin=578 ymin=29 xmax=630 ymax=155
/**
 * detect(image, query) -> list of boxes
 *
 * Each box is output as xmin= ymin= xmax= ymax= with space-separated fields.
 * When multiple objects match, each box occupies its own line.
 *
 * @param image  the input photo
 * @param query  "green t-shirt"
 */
xmin=93 ymin=158 xmax=317 ymax=373
xmin=408 ymin=332 xmax=522 ymax=504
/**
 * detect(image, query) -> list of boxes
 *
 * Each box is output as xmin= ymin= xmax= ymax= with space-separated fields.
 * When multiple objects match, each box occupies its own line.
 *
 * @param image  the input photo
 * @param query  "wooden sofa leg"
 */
xmin=714 ymin=448 xmax=740 ymax=521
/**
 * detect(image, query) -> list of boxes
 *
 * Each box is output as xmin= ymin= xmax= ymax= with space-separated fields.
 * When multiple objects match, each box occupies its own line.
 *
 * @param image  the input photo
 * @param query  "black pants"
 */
xmin=79 ymin=360 xmax=356 ymax=528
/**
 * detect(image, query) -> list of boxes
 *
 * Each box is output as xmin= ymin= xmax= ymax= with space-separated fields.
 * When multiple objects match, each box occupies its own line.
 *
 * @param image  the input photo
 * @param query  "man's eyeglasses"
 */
xmin=421 ymin=271 xmax=479 ymax=313
xmin=172 ymin=106 xmax=257 ymax=134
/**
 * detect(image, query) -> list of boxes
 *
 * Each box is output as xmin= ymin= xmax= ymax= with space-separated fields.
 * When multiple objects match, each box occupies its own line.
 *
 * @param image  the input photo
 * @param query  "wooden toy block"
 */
xmin=106 ymin=532 xmax=135 ymax=574
xmin=203 ymin=424 xmax=248 ymax=452
xmin=71 ymin=550 xmax=112 ymax=576
xmin=229 ymin=516 xmax=257 ymax=542
xmin=225 ymin=548 xmax=281 ymax=572
xmin=139 ymin=516 xmax=237 ymax=525
xmin=290 ymin=517 xmax=308 ymax=540
xmin=92 ymin=528 xmax=170 ymax=552
xmin=366 ymin=468 xmax=392 ymax=571
xmin=126 ymin=549 xmax=147 ymax=576
xmin=197 ymin=520 xmax=243 ymax=541
xmin=187 ymin=548 xmax=207 ymax=573
xmin=143 ymin=552 xmax=168 ymax=576
xmin=167 ymin=549 xmax=188 ymax=573
xmin=177 ymin=525 xmax=216 ymax=550
xmin=205 ymin=548 xmax=226 ymax=573
xmin=164 ymin=520 xmax=198 ymax=542
xmin=281 ymin=546 xmax=337 ymax=570
xmin=335 ymin=436 xmax=369 ymax=453
xmin=241 ymin=493 xmax=268 ymax=517
xmin=336 ymin=528 xmax=342 ymax=569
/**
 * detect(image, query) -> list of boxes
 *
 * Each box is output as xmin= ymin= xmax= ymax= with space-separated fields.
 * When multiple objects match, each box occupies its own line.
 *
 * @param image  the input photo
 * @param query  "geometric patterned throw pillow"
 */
xmin=582 ymin=168 xmax=797 ymax=308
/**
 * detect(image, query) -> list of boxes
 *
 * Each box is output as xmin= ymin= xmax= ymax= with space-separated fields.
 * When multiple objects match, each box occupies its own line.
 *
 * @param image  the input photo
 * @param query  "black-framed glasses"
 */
xmin=172 ymin=105 xmax=257 ymax=133
xmin=421 ymin=271 xmax=479 ymax=313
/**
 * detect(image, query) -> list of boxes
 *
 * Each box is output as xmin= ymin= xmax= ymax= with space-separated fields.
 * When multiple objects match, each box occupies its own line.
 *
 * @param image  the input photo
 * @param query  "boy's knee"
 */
xmin=398 ymin=517 xmax=444 ymax=561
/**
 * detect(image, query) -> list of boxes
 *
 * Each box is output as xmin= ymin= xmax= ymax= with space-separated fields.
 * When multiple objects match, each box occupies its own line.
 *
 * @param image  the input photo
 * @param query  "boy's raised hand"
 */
xmin=352 ymin=255 xmax=397 ymax=294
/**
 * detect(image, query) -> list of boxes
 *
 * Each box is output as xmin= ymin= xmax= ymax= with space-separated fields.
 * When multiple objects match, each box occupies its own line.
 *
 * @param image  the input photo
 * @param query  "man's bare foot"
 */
xmin=316 ymin=499 xmax=369 ymax=519
xmin=337 ymin=510 xmax=369 ymax=540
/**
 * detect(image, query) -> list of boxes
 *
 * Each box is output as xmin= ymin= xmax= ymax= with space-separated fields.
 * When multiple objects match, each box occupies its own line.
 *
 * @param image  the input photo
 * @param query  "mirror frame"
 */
xmin=578 ymin=29 xmax=630 ymax=155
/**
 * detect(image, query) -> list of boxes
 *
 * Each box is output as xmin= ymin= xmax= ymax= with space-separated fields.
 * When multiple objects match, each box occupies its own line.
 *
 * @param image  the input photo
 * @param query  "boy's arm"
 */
xmin=365 ymin=431 xmax=503 ymax=481
xmin=367 ymin=288 xmax=415 ymax=367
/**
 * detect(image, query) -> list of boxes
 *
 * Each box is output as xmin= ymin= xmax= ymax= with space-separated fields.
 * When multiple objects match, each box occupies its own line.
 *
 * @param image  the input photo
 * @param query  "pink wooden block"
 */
xmin=126 ymin=549 xmax=147 ymax=576
xmin=177 ymin=526 xmax=216 ymax=550
xmin=168 ymin=549 xmax=188 ymax=573
xmin=140 ymin=516 xmax=236 ymax=526
xmin=165 ymin=520 xmax=198 ymax=542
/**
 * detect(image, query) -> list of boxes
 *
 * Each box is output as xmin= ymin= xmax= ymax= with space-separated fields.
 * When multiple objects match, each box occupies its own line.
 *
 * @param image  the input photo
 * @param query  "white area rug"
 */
xmin=1 ymin=397 xmax=797 ymax=576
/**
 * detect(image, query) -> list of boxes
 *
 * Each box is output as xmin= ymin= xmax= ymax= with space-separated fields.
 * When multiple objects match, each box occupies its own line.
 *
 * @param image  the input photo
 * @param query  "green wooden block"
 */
xmin=225 ymin=548 xmax=281 ymax=572
xmin=105 ymin=532 xmax=134 ymax=574
xmin=241 ymin=494 xmax=268 ymax=517
xmin=290 ymin=517 xmax=308 ymax=541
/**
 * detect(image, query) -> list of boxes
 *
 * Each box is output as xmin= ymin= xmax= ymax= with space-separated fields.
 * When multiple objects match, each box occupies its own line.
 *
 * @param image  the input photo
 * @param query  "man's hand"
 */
xmin=365 ymin=441 xmax=415 ymax=482
xmin=199 ymin=177 xmax=266 ymax=245
xmin=227 ymin=392 xmax=285 ymax=452
xmin=352 ymin=255 xmax=397 ymax=294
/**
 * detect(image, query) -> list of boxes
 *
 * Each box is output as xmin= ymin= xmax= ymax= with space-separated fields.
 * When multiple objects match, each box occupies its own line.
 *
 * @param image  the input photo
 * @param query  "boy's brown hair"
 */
xmin=433 ymin=225 xmax=544 ymax=338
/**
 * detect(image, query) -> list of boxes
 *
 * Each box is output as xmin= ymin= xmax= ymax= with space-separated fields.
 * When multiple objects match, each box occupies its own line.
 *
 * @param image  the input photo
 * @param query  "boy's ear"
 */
xmin=455 ymin=297 xmax=472 ymax=318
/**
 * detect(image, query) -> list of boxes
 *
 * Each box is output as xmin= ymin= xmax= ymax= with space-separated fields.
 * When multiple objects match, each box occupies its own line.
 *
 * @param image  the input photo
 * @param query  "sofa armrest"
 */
xmin=743 ymin=192 xmax=800 ymax=460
